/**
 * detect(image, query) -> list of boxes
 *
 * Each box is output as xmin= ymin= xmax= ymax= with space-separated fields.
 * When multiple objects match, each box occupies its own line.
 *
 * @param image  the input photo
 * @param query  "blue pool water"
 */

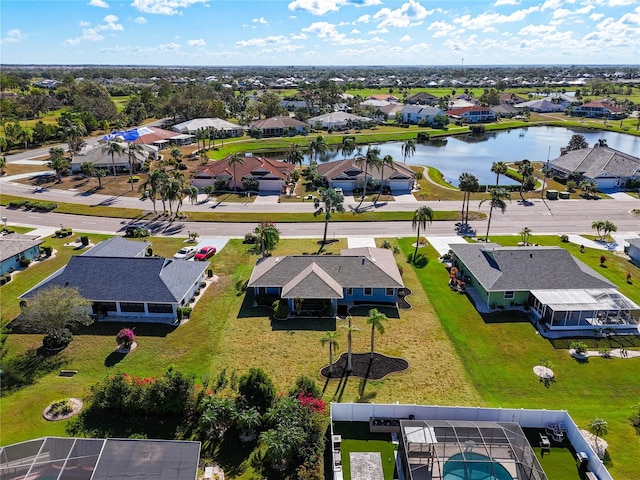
xmin=443 ymin=452 xmax=513 ymax=480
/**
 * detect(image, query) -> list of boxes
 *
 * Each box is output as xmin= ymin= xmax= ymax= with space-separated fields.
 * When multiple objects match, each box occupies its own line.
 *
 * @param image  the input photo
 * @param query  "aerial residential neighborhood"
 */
xmin=1 ymin=1 xmax=640 ymax=478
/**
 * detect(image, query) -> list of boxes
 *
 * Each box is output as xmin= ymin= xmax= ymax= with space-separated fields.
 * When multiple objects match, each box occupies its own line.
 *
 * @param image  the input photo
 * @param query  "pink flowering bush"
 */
xmin=116 ymin=328 xmax=135 ymax=348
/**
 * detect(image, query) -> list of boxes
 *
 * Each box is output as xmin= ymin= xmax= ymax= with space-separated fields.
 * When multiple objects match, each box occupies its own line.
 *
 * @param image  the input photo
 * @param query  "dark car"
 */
xmin=194 ymin=246 xmax=216 ymax=260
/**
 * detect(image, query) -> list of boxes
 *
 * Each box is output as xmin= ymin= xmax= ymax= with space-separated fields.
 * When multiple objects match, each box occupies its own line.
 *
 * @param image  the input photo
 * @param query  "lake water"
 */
xmin=283 ymin=127 xmax=640 ymax=187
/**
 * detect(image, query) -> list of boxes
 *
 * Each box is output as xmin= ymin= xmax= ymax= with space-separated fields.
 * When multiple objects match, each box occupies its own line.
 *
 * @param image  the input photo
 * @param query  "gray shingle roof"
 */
xmin=550 ymin=146 xmax=640 ymax=179
xmin=0 ymin=233 xmax=43 ymax=262
xmin=24 ymin=256 xmax=207 ymax=303
xmin=248 ymin=248 xmax=403 ymax=295
xmin=84 ymin=236 xmax=150 ymax=258
xmin=450 ymin=243 xmax=614 ymax=292
xmin=317 ymin=159 xmax=414 ymax=182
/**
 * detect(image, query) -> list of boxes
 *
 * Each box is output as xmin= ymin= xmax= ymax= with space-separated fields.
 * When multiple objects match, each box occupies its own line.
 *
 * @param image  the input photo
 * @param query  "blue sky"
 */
xmin=1 ymin=0 xmax=638 ymax=65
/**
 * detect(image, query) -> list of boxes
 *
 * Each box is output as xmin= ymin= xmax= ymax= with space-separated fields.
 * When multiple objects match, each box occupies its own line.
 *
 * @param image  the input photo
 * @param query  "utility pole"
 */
xmin=541 ymin=146 xmax=550 ymax=199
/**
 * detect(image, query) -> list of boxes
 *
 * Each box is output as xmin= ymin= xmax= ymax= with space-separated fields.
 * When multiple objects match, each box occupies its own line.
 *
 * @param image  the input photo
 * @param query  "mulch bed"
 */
xmin=320 ymin=352 xmax=408 ymax=380
xmin=398 ymin=287 xmax=413 ymax=309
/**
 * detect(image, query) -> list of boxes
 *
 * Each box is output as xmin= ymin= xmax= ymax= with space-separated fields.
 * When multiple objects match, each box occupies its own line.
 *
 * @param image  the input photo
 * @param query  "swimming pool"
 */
xmin=443 ymin=452 xmax=513 ymax=480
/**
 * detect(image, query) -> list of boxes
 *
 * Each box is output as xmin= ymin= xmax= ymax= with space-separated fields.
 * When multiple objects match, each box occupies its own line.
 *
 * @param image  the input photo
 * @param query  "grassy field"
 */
xmin=398 ymin=234 xmax=640 ymax=480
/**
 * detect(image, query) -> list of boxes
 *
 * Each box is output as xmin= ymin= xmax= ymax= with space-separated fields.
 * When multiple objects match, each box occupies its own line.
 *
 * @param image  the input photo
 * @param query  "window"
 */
xmin=386 ymin=288 xmax=394 ymax=296
xmin=119 ymin=302 xmax=145 ymax=313
xmin=504 ymin=291 xmax=515 ymax=300
xmin=364 ymin=287 xmax=373 ymax=296
xmin=148 ymin=303 xmax=174 ymax=314
xmin=345 ymin=288 xmax=353 ymax=295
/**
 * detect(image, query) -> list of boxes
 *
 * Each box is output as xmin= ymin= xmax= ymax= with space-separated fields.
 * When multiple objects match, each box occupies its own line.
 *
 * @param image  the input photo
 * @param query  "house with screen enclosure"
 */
xmin=448 ymin=243 xmax=639 ymax=332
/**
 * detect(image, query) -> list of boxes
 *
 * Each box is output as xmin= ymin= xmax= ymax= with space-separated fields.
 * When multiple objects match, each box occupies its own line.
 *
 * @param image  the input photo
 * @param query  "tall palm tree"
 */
xmin=480 ymin=187 xmax=510 ymax=242
xmin=126 ymin=143 xmax=143 ymax=191
xmin=340 ymin=136 xmax=356 ymax=159
xmin=182 ymin=185 xmax=199 ymax=206
xmin=459 ymin=173 xmax=479 ymax=225
xmin=254 ymin=221 xmax=280 ymax=258
xmin=401 ymin=138 xmax=416 ymax=163
xmin=228 ymin=153 xmax=244 ymax=192
xmin=589 ymin=417 xmax=608 ymax=453
xmin=366 ymin=308 xmax=387 ymax=359
xmin=411 ymin=206 xmax=434 ymax=263
xmin=102 ymin=141 xmax=124 ymax=178
xmin=139 ymin=169 xmax=166 ymax=213
xmin=284 ymin=142 xmax=304 ymax=168
xmin=520 ymin=226 xmax=532 ymax=245
xmin=517 ymin=159 xmax=534 ymax=200
xmin=342 ymin=316 xmax=359 ymax=372
xmin=46 ymin=147 xmax=68 ymax=182
xmin=376 ymin=154 xmax=395 ymax=204
xmin=313 ymin=187 xmax=345 ymax=253
xmin=320 ymin=331 xmax=340 ymax=375
xmin=308 ymin=135 xmax=328 ymax=167
xmin=491 ymin=161 xmax=507 ymax=187
xmin=61 ymin=120 xmax=86 ymax=160
xmin=355 ymin=146 xmax=381 ymax=211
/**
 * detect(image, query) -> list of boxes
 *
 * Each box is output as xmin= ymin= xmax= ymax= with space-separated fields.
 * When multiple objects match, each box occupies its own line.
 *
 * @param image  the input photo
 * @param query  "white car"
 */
xmin=173 ymin=246 xmax=197 ymax=260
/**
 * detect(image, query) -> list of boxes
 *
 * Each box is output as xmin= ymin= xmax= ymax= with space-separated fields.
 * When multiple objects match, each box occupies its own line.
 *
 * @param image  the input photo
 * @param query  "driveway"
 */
xmin=252 ymin=193 xmax=280 ymax=204
xmin=394 ymin=192 xmax=418 ymax=203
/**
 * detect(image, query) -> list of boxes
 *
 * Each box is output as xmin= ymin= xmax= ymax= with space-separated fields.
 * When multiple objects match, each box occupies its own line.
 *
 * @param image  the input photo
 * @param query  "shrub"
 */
xmin=244 ymin=232 xmax=258 ymax=244
xmin=560 ymin=234 xmax=569 ymax=242
xmin=41 ymin=245 xmax=52 ymax=256
xmin=43 ymin=328 xmax=73 ymax=350
xmin=19 ymin=258 xmax=32 ymax=268
xmin=470 ymin=125 xmax=486 ymax=134
xmin=272 ymin=299 xmax=290 ymax=319
xmin=55 ymin=228 xmax=73 ymax=237
xmin=177 ymin=307 xmax=192 ymax=321
xmin=238 ymin=368 xmax=276 ymax=414
xmin=48 ymin=399 xmax=73 ymax=417
xmin=570 ymin=341 xmax=588 ymax=355
xmin=129 ymin=175 xmax=140 ymax=183
xmin=116 ymin=328 xmax=135 ymax=348
xmin=630 ymin=405 xmax=640 ymax=431
xmin=0 ymin=273 xmax=12 ymax=285
xmin=80 ymin=235 xmax=89 ymax=246
xmin=288 ymin=375 xmax=322 ymax=399
xmin=8 ymin=199 xmax=27 ymax=209
xmin=199 ymin=281 xmax=206 ymax=288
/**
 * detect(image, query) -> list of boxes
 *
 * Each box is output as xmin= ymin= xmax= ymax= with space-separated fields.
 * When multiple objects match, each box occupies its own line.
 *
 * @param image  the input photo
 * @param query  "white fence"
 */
xmin=330 ymin=403 xmax=612 ymax=480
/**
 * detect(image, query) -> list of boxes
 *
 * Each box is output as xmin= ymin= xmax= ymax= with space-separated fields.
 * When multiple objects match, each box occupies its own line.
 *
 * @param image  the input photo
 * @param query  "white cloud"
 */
xmin=454 ymin=6 xmax=540 ymax=30
xmin=88 ymin=0 xmax=109 ymax=7
xmin=1 ymin=29 xmax=27 ymax=44
xmin=253 ymin=17 xmax=268 ymax=24
xmin=541 ymin=0 xmax=563 ymax=10
xmin=399 ymin=34 xmax=412 ymax=41
xmin=235 ymin=35 xmax=289 ymax=47
xmin=131 ymin=0 xmax=207 ymax=16
xmin=64 ymin=15 xmax=123 ymax=46
xmin=552 ymin=8 xmax=572 ymax=19
xmin=427 ymin=20 xmax=457 ymax=38
xmin=351 ymin=28 xmax=361 ymax=33
xmin=159 ymin=42 xmax=181 ymax=51
xmin=373 ymin=0 xmax=432 ymax=29
xmin=103 ymin=15 xmax=124 ymax=30
xmin=519 ymin=24 xmax=556 ymax=36
xmin=79 ymin=20 xmax=91 ymax=27
xmin=133 ymin=16 xmax=147 ymax=24
xmin=356 ymin=14 xmax=370 ymax=23
xmin=291 ymin=32 xmax=308 ymax=40
xmin=589 ymin=12 xmax=605 ymax=21
xmin=607 ymin=0 xmax=634 ymax=5
xmin=302 ymin=21 xmax=345 ymax=40
xmin=494 ymin=0 xmax=519 ymax=5
xmin=288 ymin=0 xmax=381 ymax=16
xmin=187 ymin=38 xmax=206 ymax=46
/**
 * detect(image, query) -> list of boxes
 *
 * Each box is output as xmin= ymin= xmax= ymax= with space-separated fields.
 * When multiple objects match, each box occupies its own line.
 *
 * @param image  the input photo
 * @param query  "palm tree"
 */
xmin=321 ymin=331 xmax=340 ymax=374
xmin=459 ymin=173 xmax=479 ymax=225
xmin=139 ymin=169 xmax=166 ymax=213
xmin=170 ymin=147 xmax=182 ymax=164
xmin=401 ymin=138 xmax=416 ymax=163
xmin=259 ymin=427 xmax=302 ymax=471
xmin=354 ymin=146 xmax=381 ymax=211
xmin=366 ymin=308 xmax=387 ymax=359
xmin=376 ymin=154 xmax=394 ymax=204
xmin=166 ymin=172 xmax=186 ymax=215
xmin=580 ymin=179 xmax=599 ymax=199
xmin=228 ymin=153 xmax=244 ymax=192
xmin=342 ymin=316 xmax=359 ymax=372
xmin=254 ymin=221 xmax=280 ymax=258
xmin=45 ymin=147 xmax=68 ymax=182
xmin=284 ymin=142 xmax=304 ymax=168
xmin=61 ymin=120 xmax=86 ymax=159
xmin=308 ymin=135 xmax=328 ymax=167
xmin=126 ymin=143 xmax=143 ymax=191
xmin=17 ymin=127 xmax=32 ymax=150
xmin=313 ymin=187 xmax=345 ymax=253
xmin=520 ymin=226 xmax=532 ymax=245
xmin=480 ymin=187 xmax=510 ymax=242
xmin=589 ymin=417 xmax=608 ymax=454
xmin=340 ymin=136 xmax=356 ymax=159
xmin=491 ymin=161 xmax=507 ymax=187
xmin=234 ymin=407 xmax=261 ymax=443
xmin=517 ymin=159 xmax=534 ymax=200
xmin=102 ymin=141 xmax=124 ymax=178
xmin=80 ymin=161 xmax=95 ymax=179
xmin=182 ymin=185 xmax=199 ymax=206
xmin=411 ymin=206 xmax=434 ymax=263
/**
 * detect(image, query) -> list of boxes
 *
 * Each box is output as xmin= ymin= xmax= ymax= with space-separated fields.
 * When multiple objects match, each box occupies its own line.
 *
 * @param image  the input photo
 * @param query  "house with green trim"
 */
xmin=449 ymin=243 xmax=639 ymax=331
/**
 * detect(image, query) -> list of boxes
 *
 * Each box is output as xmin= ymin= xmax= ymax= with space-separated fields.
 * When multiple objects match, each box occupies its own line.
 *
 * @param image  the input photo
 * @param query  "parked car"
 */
xmin=125 ymin=224 xmax=150 ymax=237
xmin=194 ymin=246 xmax=216 ymax=261
xmin=173 ymin=246 xmax=197 ymax=260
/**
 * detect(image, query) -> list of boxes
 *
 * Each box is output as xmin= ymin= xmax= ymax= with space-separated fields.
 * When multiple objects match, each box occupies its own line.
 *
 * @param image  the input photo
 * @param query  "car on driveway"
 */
xmin=173 ymin=246 xmax=197 ymax=260
xmin=194 ymin=246 xmax=216 ymax=261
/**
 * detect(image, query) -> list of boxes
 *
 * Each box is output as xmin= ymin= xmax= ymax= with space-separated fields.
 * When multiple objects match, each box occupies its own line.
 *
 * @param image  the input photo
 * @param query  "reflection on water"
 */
xmin=266 ymin=127 xmax=639 ymax=187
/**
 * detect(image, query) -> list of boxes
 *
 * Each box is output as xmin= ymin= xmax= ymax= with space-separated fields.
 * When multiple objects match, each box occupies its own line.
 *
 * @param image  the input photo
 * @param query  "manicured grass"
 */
xmin=333 ymin=422 xmax=396 ymax=480
xmin=398 ymin=236 xmax=640 ymax=479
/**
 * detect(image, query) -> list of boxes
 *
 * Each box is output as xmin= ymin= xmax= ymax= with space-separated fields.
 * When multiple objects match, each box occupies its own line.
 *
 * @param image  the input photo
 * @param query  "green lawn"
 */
xmin=398 ymin=235 xmax=640 ymax=480
xmin=333 ymin=422 xmax=397 ymax=480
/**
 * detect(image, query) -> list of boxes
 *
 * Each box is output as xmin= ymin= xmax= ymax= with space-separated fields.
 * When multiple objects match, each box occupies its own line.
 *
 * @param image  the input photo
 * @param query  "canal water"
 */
xmin=276 ymin=127 xmax=640 ymax=187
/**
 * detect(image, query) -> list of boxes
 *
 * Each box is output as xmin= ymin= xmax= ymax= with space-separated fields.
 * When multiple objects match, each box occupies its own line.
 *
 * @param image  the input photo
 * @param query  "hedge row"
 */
xmin=8 ymin=200 xmax=57 ymax=212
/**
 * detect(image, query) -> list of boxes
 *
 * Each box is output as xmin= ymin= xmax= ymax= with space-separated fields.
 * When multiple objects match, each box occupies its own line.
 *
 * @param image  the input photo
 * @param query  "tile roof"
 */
xmin=251 ymin=116 xmax=308 ymax=130
xmin=450 ymin=243 xmax=614 ymax=292
xmin=317 ymin=159 xmax=415 ymax=182
xmin=248 ymin=248 xmax=403 ymax=297
xmin=0 ymin=233 xmax=43 ymax=262
xmin=84 ymin=236 xmax=150 ymax=258
xmin=23 ymin=256 xmax=207 ymax=303
xmin=194 ymin=155 xmax=294 ymax=180
xmin=550 ymin=146 xmax=640 ymax=179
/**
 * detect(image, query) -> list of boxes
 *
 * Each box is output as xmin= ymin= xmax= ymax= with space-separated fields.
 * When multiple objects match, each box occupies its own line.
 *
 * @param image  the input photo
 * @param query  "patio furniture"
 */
xmin=539 ymin=434 xmax=551 ymax=452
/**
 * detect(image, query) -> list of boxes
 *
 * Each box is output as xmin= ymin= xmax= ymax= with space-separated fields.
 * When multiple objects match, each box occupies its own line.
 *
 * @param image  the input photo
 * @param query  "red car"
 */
xmin=194 ymin=246 xmax=216 ymax=261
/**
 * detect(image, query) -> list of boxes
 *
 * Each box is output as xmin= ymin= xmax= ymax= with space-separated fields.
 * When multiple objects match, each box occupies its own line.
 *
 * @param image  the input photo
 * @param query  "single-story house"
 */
xmin=307 ymin=112 xmax=373 ymax=130
xmin=445 ymin=106 xmax=497 ymax=123
xmin=132 ymin=126 xmax=194 ymax=148
xmin=513 ymin=99 xmax=565 ymax=113
xmin=70 ymin=142 xmax=149 ymax=173
xmin=247 ymin=247 xmax=404 ymax=317
xmin=548 ymin=146 xmax=640 ymax=189
xmin=21 ymin=239 xmax=208 ymax=323
xmin=172 ymin=118 xmax=244 ymax=137
xmin=280 ymin=99 xmax=308 ymax=111
xmin=490 ymin=104 xmax=520 ymax=118
xmin=572 ymin=100 xmax=625 ymax=119
xmin=400 ymin=106 xmax=445 ymax=124
xmin=366 ymin=94 xmax=399 ymax=103
xmin=449 ymin=243 xmax=639 ymax=331
xmin=317 ymin=158 xmax=415 ymax=193
xmin=405 ymin=92 xmax=439 ymax=105
xmin=0 ymin=233 xmax=43 ymax=275
xmin=85 ymin=236 xmax=150 ymax=258
xmin=626 ymin=238 xmax=640 ymax=266
xmin=250 ymin=116 xmax=308 ymax=137
xmin=379 ymin=103 xmax=404 ymax=120
xmin=192 ymin=155 xmax=294 ymax=192
xmin=498 ymin=92 xmax=527 ymax=105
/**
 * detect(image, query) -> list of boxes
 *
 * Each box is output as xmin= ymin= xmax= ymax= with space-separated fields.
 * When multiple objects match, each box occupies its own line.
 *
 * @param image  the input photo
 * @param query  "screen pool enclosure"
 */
xmin=399 ymin=420 xmax=548 ymax=480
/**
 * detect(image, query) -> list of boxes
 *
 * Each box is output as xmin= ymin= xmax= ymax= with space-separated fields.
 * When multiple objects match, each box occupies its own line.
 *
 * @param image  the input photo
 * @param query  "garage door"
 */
xmin=331 ymin=181 xmax=356 ymax=192
xmin=258 ymin=179 xmax=284 ymax=192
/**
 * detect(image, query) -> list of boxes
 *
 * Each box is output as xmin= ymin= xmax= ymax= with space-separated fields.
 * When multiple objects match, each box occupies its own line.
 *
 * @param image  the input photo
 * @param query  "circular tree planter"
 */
xmin=43 ymin=398 xmax=83 ymax=422
xmin=116 ymin=341 xmax=138 ymax=354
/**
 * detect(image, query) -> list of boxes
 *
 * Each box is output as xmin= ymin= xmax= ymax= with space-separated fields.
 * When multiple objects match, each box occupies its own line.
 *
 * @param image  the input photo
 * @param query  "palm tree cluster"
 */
xmin=45 ymin=147 xmax=69 ymax=182
xmin=458 ymin=172 xmax=479 ymax=225
xmin=138 ymin=168 xmax=191 ymax=215
xmin=591 ymin=220 xmax=617 ymax=242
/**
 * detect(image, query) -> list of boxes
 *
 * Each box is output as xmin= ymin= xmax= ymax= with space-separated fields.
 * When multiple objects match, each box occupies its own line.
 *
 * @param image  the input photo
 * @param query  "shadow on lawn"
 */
xmin=74 ymin=321 xmax=178 ymax=338
xmin=480 ymin=310 xmax=532 ymax=324
xmin=1 ymin=347 xmax=68 ymax=395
